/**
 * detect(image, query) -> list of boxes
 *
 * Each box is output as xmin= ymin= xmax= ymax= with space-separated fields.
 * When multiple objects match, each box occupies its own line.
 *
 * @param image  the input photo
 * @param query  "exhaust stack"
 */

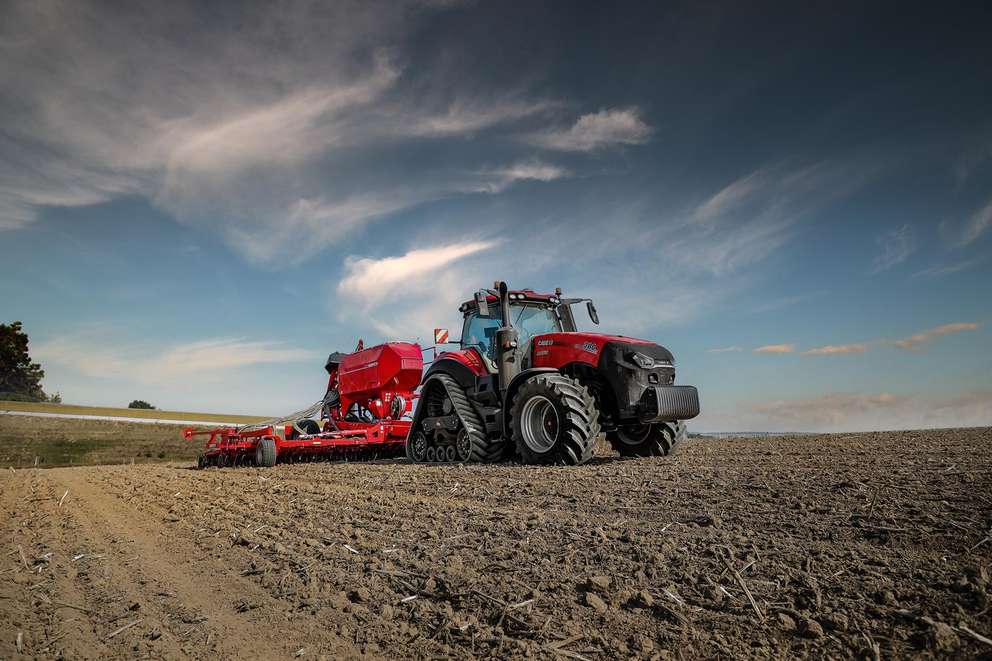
xmin=494 ymin=281 xmax=520 ymax=390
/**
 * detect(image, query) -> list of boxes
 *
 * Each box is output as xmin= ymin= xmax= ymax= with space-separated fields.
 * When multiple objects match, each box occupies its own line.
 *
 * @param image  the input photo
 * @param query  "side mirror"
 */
xmin=586 ymin=300 xmax=600 ymax=325
xmin=475 ymin=290 xmax=490 ymax=317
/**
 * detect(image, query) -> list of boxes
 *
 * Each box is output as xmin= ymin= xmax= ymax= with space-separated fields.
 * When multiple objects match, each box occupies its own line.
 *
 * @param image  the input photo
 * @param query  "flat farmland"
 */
xmin=0 ymin=407 xmax=270 ymax=468
xmin=2 ymin=427 xmax=991 ymax=659
xmin=0 ymin=414 xmax=203 ymax=468
xmin=0 ymin=400 xmax=268 ymax=424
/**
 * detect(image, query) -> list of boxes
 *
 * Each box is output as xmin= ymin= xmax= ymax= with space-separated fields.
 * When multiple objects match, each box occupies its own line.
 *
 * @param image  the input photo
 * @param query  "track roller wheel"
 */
xmin=426 ymin=446 xmax=438 ymax=462
xmin=455 ymin=429 xmax=472 ymax=462
xmin=444 ymin=446 xmax=457 ymax=462
xmin=255 ymin=437 xmax=278 ymax=467
xmin=510 ymin=373 xmax=600 ymax=466
xmin=406 ymin=432 xmax=428 ymax=463
xmin=606 ymin=421 xmax=686 ymax=457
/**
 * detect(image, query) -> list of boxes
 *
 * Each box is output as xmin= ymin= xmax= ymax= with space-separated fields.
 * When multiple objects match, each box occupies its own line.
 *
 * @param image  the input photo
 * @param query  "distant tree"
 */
xmin=0 ymin=321 xmax=46 ymax=402
xmin=48 ymin=392 xmax=62 ymax=404
xmin=128 ymin=400 xmax=155 ymax=409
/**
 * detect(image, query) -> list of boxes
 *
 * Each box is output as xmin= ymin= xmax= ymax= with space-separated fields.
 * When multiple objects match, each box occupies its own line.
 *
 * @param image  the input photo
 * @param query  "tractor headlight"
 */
xmin=629 ymin=352 xmax=655 ymax=369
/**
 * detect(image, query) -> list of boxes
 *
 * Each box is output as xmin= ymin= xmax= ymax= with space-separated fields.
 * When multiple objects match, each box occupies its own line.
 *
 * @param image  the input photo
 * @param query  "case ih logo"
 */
xmin=537 ymin=339 xmax=555 ymax=347
xmin=434 ymin=328 xmax=449 ymax=344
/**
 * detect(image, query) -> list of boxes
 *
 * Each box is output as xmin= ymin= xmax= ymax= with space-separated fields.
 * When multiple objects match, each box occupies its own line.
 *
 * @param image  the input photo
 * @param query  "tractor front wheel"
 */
xmin=510 ymin=374 xmax=600 ymax=466
xmin=607 ymin=421 xmax=686 ymax=457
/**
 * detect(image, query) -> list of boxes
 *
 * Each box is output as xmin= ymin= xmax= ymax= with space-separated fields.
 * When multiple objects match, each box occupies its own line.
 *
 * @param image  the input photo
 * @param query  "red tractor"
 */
xmin=407 ymin=282 xmax=700 ymax=465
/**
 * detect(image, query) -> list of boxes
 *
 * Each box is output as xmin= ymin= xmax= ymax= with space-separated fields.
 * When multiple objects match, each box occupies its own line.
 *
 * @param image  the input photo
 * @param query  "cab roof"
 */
xmin=458 ymin=289 xmax=561 ymax=314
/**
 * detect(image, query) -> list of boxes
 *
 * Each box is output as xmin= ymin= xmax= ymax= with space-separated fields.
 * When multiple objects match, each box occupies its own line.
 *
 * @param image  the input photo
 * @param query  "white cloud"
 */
xmin=472 ymin=160 xmax=570 ymax=193
xmin=754 ymin=344 xmax=795 ymax=354
xmin=892 ymin=322 xmax=979 ymax=351
xmin=802 ymin=343 xmax=869 ymax=356
xmin=34 ymin=335 xmax=315 ymax=384
xmin=149 ymin=340 xmax=314 ymax=377
xmin=339 ymin=240 xmax=498 ymax=303
xmin=870 ymin=224 xmax=916 ymax=273
xmin=530 ymin=107 xmax=652 ymax=151
xmin=336 ymin=240 xmax=501 ymax=338
xmin=746 ymin=390 xmax=992 ymax=432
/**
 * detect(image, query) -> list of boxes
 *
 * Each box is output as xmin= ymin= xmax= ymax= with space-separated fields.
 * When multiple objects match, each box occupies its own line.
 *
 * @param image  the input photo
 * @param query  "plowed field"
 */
xmin=2 ymin=428 xmax=990 ymax=659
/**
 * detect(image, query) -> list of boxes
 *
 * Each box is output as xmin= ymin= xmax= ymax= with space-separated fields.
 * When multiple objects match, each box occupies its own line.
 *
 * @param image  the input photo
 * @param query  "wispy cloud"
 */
xmin=399 ymin=99 xmax=558 ymax=137
xmin=802 ymin=343 xmax=869 ymax=356
xmin=870 ymin=224 xmax=916 ymax=273
xmin=0 ymin=2 xmax=574 ymax=263
xmin=472 ymin=160 xmax=571 ymax=193
xmin=693 ymin=169 xmax=769 ymax=224
xmin=892 ymin=322 xmax=979 ymax=351
xmin=529 ymin=107 xmax=652 ymax=151
xmin=748 ymin=390 xmax=992 ymax=432
xmin=912 ymin=259 xmax=980 ymax=279
xmin=959 ymin=197 xmax=992 ymax=247
xmin=754 ymin=343 xmax=795 ymax=354
xmin=794 ymin=321 xmax=981 ymax=356
xmin=666 ymin=160 xmax=878 ymax=276
xmin=34 ymin=335 xmax=315 ymax=383
xmin=706 ymin=346 xmax=742 ymax=353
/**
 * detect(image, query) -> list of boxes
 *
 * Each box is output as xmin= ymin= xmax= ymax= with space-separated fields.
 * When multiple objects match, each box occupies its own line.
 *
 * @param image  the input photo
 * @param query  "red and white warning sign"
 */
xmin=434 ymin=328 xmax=449 ymax=344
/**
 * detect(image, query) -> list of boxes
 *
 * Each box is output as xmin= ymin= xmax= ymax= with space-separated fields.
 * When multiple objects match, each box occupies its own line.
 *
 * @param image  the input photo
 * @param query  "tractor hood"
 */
xmin=529 ymin=332 xmax=675 ymax=373
xmin=528 ymin=332 xmax=675 ymax=369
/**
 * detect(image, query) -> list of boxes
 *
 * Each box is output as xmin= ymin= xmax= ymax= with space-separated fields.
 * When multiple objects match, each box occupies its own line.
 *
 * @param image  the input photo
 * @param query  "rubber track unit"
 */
xmin=510 ymin=373 xmax=600 ymax=466
xmin=607 ymin=420 xmax=686 ymax=457
xmin=420 ymin=373 xmax=505 ymax=463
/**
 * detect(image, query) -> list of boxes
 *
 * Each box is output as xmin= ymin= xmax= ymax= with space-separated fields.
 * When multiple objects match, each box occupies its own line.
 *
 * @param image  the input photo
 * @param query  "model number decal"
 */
xmin=575 ymin=341 xmax=597 ymax=353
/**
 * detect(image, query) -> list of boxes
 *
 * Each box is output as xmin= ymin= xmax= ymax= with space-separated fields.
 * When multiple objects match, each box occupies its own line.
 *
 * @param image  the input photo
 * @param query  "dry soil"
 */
xmin=2 ymin=428 xmax=991 ymax=659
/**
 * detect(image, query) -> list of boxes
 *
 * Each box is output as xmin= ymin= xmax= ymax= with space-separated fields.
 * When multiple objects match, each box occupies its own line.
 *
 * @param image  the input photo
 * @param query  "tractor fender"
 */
xmin=412 ymin=356 xmax=483 ymax=434
xmin=500 ymin=368 xmax=559 ymax=439
xmin=422 ymin=356 xmax=478 ymax=392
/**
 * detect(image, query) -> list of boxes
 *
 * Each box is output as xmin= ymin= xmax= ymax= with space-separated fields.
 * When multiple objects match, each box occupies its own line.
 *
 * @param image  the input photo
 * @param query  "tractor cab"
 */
xmin=459 ymin=290 xmax=564 ymax=368
xmin=457 ymin=288 xmax=599 ymax=371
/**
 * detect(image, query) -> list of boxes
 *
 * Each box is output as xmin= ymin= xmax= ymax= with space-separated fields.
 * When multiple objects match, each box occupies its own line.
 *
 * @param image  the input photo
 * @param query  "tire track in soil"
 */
xmin=1 ymin=469 xmax=112 ymax=659
xmin=40 ymin=468 xmax=359 ymax=659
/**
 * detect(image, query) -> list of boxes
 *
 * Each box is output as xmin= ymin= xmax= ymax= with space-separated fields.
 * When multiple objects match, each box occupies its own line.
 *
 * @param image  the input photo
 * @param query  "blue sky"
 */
xmin=1 ymin=1 xmax=989 ymax=431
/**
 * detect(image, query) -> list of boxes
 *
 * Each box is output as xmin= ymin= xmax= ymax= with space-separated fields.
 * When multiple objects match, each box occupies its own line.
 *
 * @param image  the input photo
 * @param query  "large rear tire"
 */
xmin=255 ymin=437 xmax=278 ymax=467
xmin=607 ymin=421 xmax=686 ymax=457
xmin=510 ymin=374 xmax=600 ymax=465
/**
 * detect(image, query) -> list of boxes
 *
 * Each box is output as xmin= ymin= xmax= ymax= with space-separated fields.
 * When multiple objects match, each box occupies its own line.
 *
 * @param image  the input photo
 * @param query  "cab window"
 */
xmin=462 ymin=309 xmax=501 ymax=362
xmin=511 ymin=304 xmax=561 ymax=348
